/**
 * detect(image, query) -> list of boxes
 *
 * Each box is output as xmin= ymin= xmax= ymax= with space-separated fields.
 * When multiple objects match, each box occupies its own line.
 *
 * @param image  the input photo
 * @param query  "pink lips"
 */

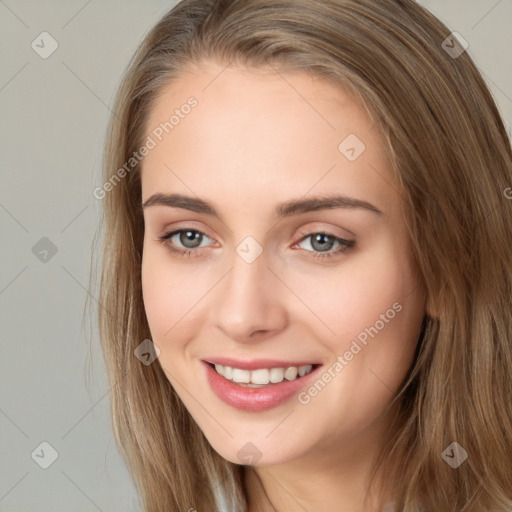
xmin=202 ymin=360 xmax=322 ymax=412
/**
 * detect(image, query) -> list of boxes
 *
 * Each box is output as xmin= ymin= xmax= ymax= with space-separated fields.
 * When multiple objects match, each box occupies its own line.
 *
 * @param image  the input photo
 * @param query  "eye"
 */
xmin=158 ymin=228 xmax=213 ymax=257
xmin=294 ymin=231 xmax=355 ymax=260
xmin=158 ymin=228 xmax=355 ymax=260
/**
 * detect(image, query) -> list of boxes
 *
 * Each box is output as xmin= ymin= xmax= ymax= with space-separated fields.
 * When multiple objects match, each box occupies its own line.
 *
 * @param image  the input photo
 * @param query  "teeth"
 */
xmin=252 ymin=368 xmax=271 ymax=385
xmin=232 ymin=368 xmax=250 ymax=383
xmin=269 ymin=368 xmax=284 ymax=384
xmin=213 ymin=364 xmax=314 ymax=384
xmin=223 ymin=365 xmax=233 ymax=380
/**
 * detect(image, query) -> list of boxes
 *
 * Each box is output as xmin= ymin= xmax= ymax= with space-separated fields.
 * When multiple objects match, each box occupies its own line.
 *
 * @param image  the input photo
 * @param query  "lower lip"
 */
xmin=202 ymin=361 xmax=322 ymax=412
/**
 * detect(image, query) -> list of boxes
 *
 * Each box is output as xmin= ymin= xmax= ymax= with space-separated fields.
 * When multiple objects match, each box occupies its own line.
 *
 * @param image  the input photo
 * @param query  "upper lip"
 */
xmin=203 ymin=357 xmax=321 ymax=370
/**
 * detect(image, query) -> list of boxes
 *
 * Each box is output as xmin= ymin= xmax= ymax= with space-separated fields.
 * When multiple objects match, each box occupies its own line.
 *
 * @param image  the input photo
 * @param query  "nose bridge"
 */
xmin=213 ymin=242 xmax=287 ymax=340
xmin=224 ymin=232 xmax=270 ymax=296
xmin=232 ymin=243 xmax=269 ymax=294
xmin=223 ymin=245 xmax=271 ymax=314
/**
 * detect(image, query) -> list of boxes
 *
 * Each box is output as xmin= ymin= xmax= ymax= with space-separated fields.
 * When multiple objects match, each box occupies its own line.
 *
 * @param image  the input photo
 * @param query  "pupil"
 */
xmin=312 ymin=234 xmax=333 ymax=252
xmin=182 ymin=230 xmax=201 ymax=248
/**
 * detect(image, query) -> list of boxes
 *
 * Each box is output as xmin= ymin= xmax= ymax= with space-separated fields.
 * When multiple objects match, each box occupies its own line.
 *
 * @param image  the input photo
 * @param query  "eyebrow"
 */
xmin=142 ymin=192 xmax=383 ymax=217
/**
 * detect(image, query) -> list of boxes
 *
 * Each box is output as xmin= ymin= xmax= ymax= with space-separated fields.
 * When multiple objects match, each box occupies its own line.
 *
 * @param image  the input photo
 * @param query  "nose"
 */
xmin=212 ymin=249 xmax=288 ymax=344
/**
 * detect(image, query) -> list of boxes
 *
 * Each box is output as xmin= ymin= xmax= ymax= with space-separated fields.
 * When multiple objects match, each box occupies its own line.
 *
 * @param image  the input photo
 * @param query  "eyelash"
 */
xmin=158 ymin=228 xmax=355 ymax=260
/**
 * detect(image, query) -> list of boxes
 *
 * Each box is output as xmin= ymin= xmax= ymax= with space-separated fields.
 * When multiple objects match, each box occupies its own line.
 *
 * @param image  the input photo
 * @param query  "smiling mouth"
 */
xmin=206 ymin=362 xmax=321 ymax=387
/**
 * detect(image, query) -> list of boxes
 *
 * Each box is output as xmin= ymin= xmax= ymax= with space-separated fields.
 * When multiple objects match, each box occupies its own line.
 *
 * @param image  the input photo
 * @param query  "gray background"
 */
xmin=1 ymin=1 xmax=511 ymax=511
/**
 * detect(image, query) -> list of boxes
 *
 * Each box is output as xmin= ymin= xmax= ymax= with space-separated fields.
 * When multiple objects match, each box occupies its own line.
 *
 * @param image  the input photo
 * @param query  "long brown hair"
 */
xmin=91 ymin=1 xmax=512 ymax=510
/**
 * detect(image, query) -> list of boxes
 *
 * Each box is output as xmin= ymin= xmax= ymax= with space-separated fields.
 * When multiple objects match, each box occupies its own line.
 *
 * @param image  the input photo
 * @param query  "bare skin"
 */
xmin=140 ymin=60 xmax=428 ymax=512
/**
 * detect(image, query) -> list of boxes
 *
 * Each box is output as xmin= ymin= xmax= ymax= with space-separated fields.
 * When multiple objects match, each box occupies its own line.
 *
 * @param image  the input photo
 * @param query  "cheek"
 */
xmin=293 ymin=242 xmax=423 ymax=389
xmin=290 ymin=264 xmax=424 ymax=437
xmin=291 ymin=242 xmax=419 ymax=343
xmin=141 ymin=248 xmax=192 ymax=341
xmin=141 ymin=251 xmax=170 ymax=337
xmin=141 ymin=247 xmax=217 ymax=354
xmin=141 ymin=254 xmax=194 ymax=387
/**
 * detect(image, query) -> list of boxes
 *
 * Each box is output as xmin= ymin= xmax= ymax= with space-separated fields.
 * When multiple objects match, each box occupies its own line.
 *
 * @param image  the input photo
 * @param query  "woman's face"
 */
xmin=140 ymin=60 xmax=426 ymax=467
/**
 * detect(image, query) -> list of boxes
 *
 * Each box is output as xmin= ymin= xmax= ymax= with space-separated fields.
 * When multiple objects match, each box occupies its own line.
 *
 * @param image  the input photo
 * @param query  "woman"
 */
xmin=95 ymin=0 xmax=512 ymax=510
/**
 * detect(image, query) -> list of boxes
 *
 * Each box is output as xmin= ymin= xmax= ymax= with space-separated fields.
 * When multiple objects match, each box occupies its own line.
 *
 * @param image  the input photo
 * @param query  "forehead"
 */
xmin=140 ymin=61 xmax=398 ymax=218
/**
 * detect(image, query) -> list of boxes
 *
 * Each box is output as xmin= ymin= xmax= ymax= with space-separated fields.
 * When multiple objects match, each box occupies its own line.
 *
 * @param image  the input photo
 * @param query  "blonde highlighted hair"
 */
xmin=92 ymin=0 xmax=512 ymax=510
